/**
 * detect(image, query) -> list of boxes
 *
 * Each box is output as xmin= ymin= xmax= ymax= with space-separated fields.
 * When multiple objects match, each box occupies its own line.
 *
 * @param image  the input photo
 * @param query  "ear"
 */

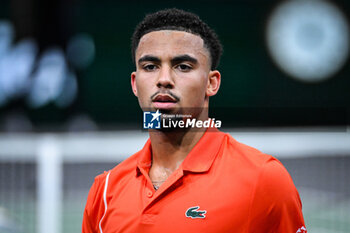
xmin=206 ymin=70 xmax=221 ymax=97
xmin=131 ymin=71 xmax=138 ymax=97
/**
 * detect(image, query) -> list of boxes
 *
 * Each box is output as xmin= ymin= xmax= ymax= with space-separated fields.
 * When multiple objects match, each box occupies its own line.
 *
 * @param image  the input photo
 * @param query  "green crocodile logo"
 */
xmin=185 ymin=206 xmax=207 ymax=219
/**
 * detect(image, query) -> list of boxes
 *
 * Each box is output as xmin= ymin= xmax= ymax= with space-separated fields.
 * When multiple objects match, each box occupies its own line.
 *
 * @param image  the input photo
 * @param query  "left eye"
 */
xmin=177 ymin=64 xmax=192 ymax=71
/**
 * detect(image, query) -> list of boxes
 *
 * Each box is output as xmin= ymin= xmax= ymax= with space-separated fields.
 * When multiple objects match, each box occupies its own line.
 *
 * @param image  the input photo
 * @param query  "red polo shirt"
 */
xmin=82 ymin=129 xmax=306 ymax=233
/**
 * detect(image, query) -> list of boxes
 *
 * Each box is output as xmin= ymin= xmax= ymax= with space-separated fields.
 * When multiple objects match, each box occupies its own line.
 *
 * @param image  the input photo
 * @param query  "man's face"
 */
xmin=131 ymin=30 xmax=220 ymax=117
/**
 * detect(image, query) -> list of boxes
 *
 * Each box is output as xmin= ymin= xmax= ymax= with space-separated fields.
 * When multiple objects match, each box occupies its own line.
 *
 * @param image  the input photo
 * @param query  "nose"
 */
xmin=157 ymin=66 xmax=174 ymax=89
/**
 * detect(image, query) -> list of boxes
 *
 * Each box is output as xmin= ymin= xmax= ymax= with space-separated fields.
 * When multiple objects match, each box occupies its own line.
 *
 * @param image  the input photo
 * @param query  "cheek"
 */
xmin=181 ymin=76 xmax=208 ymax=103
xmin=135 ymin=78 xmax=150 ymax=103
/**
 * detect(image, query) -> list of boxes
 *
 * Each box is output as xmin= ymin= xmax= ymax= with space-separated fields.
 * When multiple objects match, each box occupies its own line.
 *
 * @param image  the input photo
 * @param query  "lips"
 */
xmin=152 ymin=94 xmax=178 ymax=109
xmin=153 ymin=94 xmax=177 ymax=103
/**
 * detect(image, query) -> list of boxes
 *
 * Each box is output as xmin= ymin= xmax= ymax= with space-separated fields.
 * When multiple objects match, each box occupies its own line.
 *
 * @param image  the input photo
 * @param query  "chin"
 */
xmin=158 ymin=108 xmax=179 ymax=114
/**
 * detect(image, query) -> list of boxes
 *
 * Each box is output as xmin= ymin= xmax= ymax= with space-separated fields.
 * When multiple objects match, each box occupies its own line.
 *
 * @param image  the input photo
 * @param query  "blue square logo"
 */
xmin=143 ymin=110 xmax=161 ymax=129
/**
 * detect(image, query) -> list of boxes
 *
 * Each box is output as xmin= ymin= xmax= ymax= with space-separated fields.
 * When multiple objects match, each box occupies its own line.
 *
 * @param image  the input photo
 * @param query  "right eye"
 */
xmin=143 ymin=64 xmax=158 ymax=71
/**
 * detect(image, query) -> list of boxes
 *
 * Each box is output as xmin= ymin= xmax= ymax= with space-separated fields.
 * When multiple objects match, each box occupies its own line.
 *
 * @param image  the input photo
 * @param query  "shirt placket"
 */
xmin=138 ymin=165 xmax=184 ymax=225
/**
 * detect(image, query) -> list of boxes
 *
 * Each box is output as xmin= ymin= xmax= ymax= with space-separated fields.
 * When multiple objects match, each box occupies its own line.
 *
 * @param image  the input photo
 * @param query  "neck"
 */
xmin=148 ymin=108 xmax=208 ymax=181
xmin=149 ymin=127 xmax=205 ymax=171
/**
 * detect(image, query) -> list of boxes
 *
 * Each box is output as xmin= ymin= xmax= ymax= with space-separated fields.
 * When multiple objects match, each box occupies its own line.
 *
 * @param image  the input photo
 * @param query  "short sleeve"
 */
xmin=248 ymin=158 xmax=307 ymax=233
xmin=82 ymin=174 xmax=106 ymax=233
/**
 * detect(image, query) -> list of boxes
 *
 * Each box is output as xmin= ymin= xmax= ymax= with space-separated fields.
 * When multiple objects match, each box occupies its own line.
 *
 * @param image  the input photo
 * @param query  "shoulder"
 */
xmin=82 ymin=171 xmax=108 ymax=232
xmin=220 ymin=132 xmax=294 ymax=192
xmin=82 ymin=147 xmax=145 ymax=231
xmin=221 ymin=132 xmax=274 ymax=168
xmin=227 ymin=136 xmax=307 ymax=232
xmin=214 ymin=132 xmax=306 ymax=232
xmin=223 ymin=132 xmax=297 ymax=196
xmin=220 ymin=132 xmax=302 ymax=207
xmin=83 ymin=147 xmax=144 ymax=213
xmin=247 ymin=157 xmax=305 ymax=232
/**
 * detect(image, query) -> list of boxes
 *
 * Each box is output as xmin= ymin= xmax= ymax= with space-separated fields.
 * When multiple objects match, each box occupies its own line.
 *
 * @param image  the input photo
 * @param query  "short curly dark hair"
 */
xmin=131 ymin=8 xmax=223 ymax=70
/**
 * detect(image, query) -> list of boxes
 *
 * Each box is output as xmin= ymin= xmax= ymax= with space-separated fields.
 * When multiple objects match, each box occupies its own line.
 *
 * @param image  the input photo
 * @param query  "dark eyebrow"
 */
xmin=138 ymin=54 xmax=198 ymax=66
xmin=171 ymin=55 xmax=198 ymax=65
xmin=138 ymin=55 xmax=161 ymax=65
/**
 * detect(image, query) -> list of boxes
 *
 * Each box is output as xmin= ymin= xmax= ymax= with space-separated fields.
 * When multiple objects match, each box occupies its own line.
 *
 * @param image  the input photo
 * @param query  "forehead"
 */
xmin=136 ymin=30 xmax=210 ymax=62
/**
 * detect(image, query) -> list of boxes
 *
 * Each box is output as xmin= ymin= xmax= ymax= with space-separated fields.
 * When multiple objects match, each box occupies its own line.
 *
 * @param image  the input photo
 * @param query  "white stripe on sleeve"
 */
xmin=99 ymin=171 xmax=111 ymax=233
